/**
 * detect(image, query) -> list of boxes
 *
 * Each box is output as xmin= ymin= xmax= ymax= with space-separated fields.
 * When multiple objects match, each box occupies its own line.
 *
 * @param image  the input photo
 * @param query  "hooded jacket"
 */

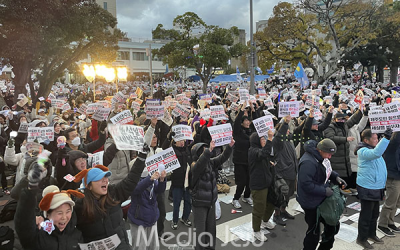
xmin=355 ymin=138 xmax=389 ymax=191
xmin=300 ymin=113 xmax=333 ymax=157
xmin=232 ymin=110 xmax=253 ymax=165
xmin=56 ymin=150 xmax=88 ymax=190
xmin=297 ymin=140 xmax=339 ymax=209
xmin=248 ymin=133 xmax=273 ymax=190
xmin=190 ymin=144 xmax=232 ymax=207
xmin=103 ymin=138 xmax=131 ymax=185
xmin=15 ymin=188 xmax=83 ymax=250
xmin=128 ymin=175 xmax=166 ymax=227
xmin=323 ymin=109 xmax=362 ymax=177
xmin=348 ymin=115 xmax=368 ymax=172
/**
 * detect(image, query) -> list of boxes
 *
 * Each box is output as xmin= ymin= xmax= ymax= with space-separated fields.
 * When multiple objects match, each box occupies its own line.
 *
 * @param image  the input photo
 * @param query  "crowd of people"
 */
xmin=0 ymin=73 xmax=399 ymax=250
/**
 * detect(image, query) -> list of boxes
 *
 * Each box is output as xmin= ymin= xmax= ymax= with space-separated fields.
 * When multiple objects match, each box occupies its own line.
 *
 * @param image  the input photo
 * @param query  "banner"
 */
xmin=172 ymin=125 xmax=193 ymax=141
xmin=210 ymin=105 xmax=228 ymax=121
xmin=110 ymin=110 xmax=134 ymax=125
xmin=27 ymin=127 xmax=54 ymax=143
xmin=207 ymin=123 xmax=233 ymax=147
xmin=369 ymin=112 xmax=400 ymax=133
xmin=278 ymin=101 xmax=300 ymax=117
xmin=18 ymin=122 xmax=29 ymax=133
xmin=145 ymin=147 xmax=180 ymax=176
xmin=253 ymin=115 xmax=274 ymax=137
xmin=171 ymin=104 xmax=190 ymax=118
xmin=87 ymin=151 xmax=104 ymax=168
xmin=107 ymin=124 xmax=144 ymax=151
xmin=51 ymin=99 xmax=66 ymax=109
xmin=92 ymin=108 xmax=111 ymax=121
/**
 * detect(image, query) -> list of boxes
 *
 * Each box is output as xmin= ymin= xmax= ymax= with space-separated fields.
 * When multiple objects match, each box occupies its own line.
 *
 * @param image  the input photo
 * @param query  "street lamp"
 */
xmin=104 ymin=67 xmax=116 ymax=92
xmin=82 ymin=64 xmax=96 ymax=101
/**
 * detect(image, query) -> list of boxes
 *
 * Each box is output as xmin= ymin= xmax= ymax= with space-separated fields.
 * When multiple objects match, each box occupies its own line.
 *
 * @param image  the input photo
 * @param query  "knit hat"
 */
xmin=317 ymin=139 xmax=337 ymax=154
xmin=39 ymin=185 xmax=84 ymax=218
xmin=73 ymin=165 xmax=112 ymax=189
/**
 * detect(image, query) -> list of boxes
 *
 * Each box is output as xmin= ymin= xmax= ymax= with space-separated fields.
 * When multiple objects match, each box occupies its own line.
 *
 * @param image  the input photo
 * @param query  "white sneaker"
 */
xmin=232 ymin=199 xmax=242 ymax=209
xmin=242 ymin=197 xmax=253 ymax=205
xmin=261 ymin=220 xmax=275 ymax=230
xmin=253 ymin=231 xmax=268 ymax=242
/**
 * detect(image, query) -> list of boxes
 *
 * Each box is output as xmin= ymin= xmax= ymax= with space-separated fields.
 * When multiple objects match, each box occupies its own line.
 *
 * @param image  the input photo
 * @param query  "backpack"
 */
xmin=0 ymin=200 xmax=18 ymax=223
xmin=317 ymin=184 xmax=346 ymax=226
xmin=0 ymin=226 xmax=14 ymax=250
xmin=267 ymin=171 xmax=289 ymax=207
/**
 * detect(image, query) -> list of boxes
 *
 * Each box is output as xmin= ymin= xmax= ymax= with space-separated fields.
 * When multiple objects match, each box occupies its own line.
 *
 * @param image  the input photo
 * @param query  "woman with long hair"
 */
xmin=72 ymin=147 xmax=148 ymax=250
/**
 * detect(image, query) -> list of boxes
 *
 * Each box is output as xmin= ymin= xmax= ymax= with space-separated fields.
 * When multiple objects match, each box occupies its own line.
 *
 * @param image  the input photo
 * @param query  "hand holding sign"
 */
xmin=209 ymin=141 xmax=215 ymax=152
xmin=151 ymin=171 xmax=159 ymax=181
xmin=229 ymin=138 xmax=235 ymax=147
xmin=160 ymin=169 xmax=167 ymax=182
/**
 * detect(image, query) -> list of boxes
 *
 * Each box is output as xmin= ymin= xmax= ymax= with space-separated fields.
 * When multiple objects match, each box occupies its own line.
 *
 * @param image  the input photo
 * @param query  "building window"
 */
xmin=117 ymin=51 xmax=130 ymax=60
xmin=103 ymin=2 xmax=107 ymax=10
xmin=132 ymin=52 xmax=148 ymax=61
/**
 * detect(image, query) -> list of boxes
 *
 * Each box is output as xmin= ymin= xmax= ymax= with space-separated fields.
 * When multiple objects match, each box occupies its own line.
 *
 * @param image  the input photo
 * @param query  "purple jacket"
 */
xmin=127 ymin=176 xmax=167 ymax=227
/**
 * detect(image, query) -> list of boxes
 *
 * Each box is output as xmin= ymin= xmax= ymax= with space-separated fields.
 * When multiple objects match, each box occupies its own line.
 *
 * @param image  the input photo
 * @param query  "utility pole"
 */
xmin=249 ymin=0 xmax=256 ymax=94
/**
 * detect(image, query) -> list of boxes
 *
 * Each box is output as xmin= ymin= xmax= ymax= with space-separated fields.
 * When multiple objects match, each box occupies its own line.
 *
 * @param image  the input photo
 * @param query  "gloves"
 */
xmin=7 ymin=138 xmax=14 ymax=148
xmin=99 ymin=120 xmax=107 ymax=132
xmin=384 ymin=127 xmax=393 ymax=140
xmin=168 ymin=131 xmax=176 ymax=141
xmin=28 ymin=163 xmax=47 ymax=188
xmin=138 ymin=143 xmax=150 ymax=160
xmin=363 ymin=104 xmax=369 ymax=116
xmin=42 ymin=139 xmax=50 ymax=145
xmin=325 ymin=187 xmax=333 ymax=197
xmin=336 ymin=176 xmax=347 ymax=189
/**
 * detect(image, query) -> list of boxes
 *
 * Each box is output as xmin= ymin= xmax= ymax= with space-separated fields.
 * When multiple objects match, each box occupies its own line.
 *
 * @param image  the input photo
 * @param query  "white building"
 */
xmin=95 ymin=0 xmax=117 ymax=19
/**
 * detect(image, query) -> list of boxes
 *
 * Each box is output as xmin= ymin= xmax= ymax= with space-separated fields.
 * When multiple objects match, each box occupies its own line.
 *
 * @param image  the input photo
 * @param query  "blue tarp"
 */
xmin=188 ymin=75 xmax=201 ymax=81
xmin=209 ymin=75 xmax=269 ymax=83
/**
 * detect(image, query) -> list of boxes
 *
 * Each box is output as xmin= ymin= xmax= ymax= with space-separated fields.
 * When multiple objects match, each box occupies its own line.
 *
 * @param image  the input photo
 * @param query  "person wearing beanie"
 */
xmin=297 ymin=139 xmax=347 ymax=250
xmin=56 ymin=150 xmax=88 ymax=190
xmin=72 ymin=145 xmax=149 ymax=250
xmin=128 ymin=165 xmax=167 ymax=250
xmin=14 ymin=158 xmax=84 ymax=250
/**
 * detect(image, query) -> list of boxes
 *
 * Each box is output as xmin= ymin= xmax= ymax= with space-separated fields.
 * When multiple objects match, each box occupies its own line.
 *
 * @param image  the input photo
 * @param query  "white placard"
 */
xmin=171 ymin=104 xmax=190 ymax=118
xmin=79 ymin=234 xmax=121 ymax=250
xmin=207 ymin=123 xmax=233 ymax=147
xmin=131 ymin=102 xmax=140 ymax=113
xmin=86 ymin=103 xmax=103 ymax=114
xmin=18 ymin=123 xmax=29 ymax=133
xmin=87 ymin=151 xmax=104 ymax=168
xmin=239 ymin=89 xmax=249 ymax=102
xmin=200 ymin=108 xmax=211 ymax=119
xmin=145 ymin=147 xmax=180 ymax=176
xmin=176 ymin=94 xmax=186 ymax=101
xmin=145 ymin=105 xmax=164 ymax=120
xmin=253 ymin=116 xmax=274 ymax=137
xmin=161 ymin=110 xmax=173 ymax=126
xmin=27 ymin=127 xmax=55 ymax=143
xmin=227 ymin=93 xmax=239 ymax=103
xmin=369 ymin=112 xmax=400 ymax=133
xmin=92 ymin=108 xmax=111 ymax=121
xmin=172 ymin=125 xmax=193 ymax=141
xmin=107 ymin=124 xmax=144 ymax=151
xmin=210 ymin=105 xmax=227 ymax=121
xmin=278 ymin=101 xmax=300 ymax=117
xmin=264 ymin=98 xmax=274 ymax=110
xmin=110 ymin=110 xmax=134 ymax=125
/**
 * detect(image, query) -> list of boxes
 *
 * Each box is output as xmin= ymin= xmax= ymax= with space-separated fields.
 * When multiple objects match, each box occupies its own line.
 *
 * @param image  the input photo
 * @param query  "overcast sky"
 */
xmin=116 ymin=0 xmax=293 ymax=42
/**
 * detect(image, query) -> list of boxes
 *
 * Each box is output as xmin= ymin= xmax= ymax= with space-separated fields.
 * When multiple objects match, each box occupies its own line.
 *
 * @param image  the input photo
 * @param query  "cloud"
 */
xmin=116 ymin=0 xmax=293 ymax=41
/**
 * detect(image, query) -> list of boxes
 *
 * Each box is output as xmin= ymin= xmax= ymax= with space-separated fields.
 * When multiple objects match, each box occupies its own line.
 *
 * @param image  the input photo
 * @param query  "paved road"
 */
xmin=1 ymin=174 xmax=400 ymax=250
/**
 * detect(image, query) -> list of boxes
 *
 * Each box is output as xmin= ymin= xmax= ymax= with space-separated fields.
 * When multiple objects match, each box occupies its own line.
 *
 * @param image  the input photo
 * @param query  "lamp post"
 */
xmin=104 ymin=67 xmax=116 ymax=92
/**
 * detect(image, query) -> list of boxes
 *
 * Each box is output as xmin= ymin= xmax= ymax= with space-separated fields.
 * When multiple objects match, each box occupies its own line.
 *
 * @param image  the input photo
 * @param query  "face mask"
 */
xmin=336 ymin=122 xmax=344 ymax=127
xmin=71 ymin=137 xmax=81 ymax=146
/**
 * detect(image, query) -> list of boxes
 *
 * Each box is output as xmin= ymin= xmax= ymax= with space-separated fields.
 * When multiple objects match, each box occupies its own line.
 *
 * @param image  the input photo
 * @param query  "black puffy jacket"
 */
xmin=248 ymin=133 xmax=273 ymax=190
xmin=75 ymin=157 xmax=146 ymax=249
xmin=15 ymin=188 xmax=83 ymax=250
xmin=191 ymin=145 xmax=232 ymax=207
xmin=232 ymin=110 xmax=253 ymax=165
xmin=170 ymin=145 xmax=191 ymax=188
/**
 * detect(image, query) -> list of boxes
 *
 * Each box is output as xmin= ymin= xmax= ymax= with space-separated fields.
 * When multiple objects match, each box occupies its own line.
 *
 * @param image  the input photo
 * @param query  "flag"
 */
xmin=294 ymin=62 xmax=309 ymax=89
xmin=165 ymin=64 xmax=169 ymax=74
xmin=267 ymin=64 xmax=275 ymax=74
xmin=135 ymin=87 xmax=144 ymax=98
xmin=278 ymin=91 xmax=281 ymax=102
xmin=255 ymin=66 xmax=263 ymax=75
xmin=236 ymin=66 xmax=243 ymax=82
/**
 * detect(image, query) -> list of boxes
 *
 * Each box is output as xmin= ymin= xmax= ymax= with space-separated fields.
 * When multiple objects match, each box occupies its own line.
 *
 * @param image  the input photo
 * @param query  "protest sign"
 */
xmin=26 ymin=142 xmax=43 ymax=153
xmin=92 ymin=108 xmax=111 ymax=121
xmin=208 ymin=123 xmax=233 ymax=147
xmin=171 ymin=104 xmax=190 ymax=118
xmin=17 ymin=94 xmax=26 ymax=99
xmin=62 ymin=103 xmax=71 ymax=111
xmin=161 ymin=110 xmax=173 ymax=126
xmin=383 ymin=103 xmax=400 ymax=113
xmin=354 ymin=90 xmax=364 ymax=104
xmin=227 ymin=93 xmax=239 ymax=103
xmin=51 ymin=99 xmax=66 ymax=109
xmin=369 ymin=112 xmax=400 ymax=133
xmin=78 ymin=104 xmax=87 ymax=114
xmin=112 ymin=91 xmax=126 ymax=104
xmin=199 ymin=94 xmax=212 ymax=103
xmin=314 ymin=109 xmax=323 ymax=121
xmin=264 ymin=98 xmax=274 ymax=110
xmin=258 ymin=89 xmax=267 ymax=99
xmin=200 ymin=108 xmax=211 ymax=119
xmin=107 ymin=124 xmax=144 ymax=151
xmin=145 ymin=147 xmax=180 ymax=176
xmin=110 ymin=110 xmax=134 ymax=125
xmin=210 ymin=105 xmax=228 ymax=121
xmin=176 ymin=94 xmax=186 ymax=102
xmin=18 ymin=122 xmax=29 ymax=133
xmin=131 ymin=102 xmax=140 ymax=113
xmin=87 ymin=151 xmax=104 ymax=168
xmin=278 ymin=101 xmax=300 ymax=117
xmin=230 ymin=103 xmax=239 ymax=111
xmin=48 ymin=93 xmax=56 ymax=100
xmin=239 ymin=89 xmax=250 ymax=102
xmin=27 ymin=127 xmax=54 ymax=143
xmin=172 ymin=125 xmax=193 ymax=141
xmin=253 ymin=116 xmax=274 ymax=137
xmin=145 ymin=105 xmax=164 ymax=119
xmin=86 ymin=103 xmax=103 ymax=114
xmin=17 ymin=97 xmax=29 ymax=107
